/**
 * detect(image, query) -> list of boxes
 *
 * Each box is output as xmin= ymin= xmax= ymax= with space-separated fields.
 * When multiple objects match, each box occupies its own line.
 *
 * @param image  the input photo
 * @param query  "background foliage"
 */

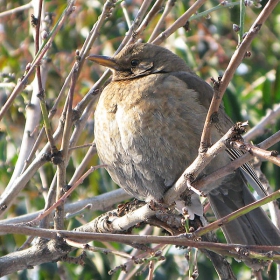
xmin=0 ymin=0 xmax=280 ymax=279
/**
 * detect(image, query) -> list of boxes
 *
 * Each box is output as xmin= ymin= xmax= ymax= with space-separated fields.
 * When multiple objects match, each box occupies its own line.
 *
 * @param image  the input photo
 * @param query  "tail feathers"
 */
xmin=208 ymin=172 xmax=280 ymax=269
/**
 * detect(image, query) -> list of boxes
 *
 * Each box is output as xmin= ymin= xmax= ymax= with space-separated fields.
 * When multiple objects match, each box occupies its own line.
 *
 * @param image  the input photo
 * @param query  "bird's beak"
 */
xmin=86 ymin=55 xmax=119 ymax=70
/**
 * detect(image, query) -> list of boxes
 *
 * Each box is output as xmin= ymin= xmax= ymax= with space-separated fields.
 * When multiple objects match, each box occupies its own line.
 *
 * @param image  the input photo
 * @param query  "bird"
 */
xmin=87 ymin=42 xmax=280 ymax=269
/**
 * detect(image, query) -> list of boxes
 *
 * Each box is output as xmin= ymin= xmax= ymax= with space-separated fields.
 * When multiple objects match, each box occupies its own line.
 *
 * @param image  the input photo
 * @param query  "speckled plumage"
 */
xmin=89 ymin=43 xmax=280 ymax=267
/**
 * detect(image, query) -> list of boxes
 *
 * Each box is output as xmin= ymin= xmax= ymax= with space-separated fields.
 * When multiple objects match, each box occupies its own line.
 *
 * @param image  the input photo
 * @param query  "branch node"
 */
xmin=36 ymin=89 xmax=45 ymax=100
xmin=42 ymin=152 xmax=52 ymax=162
xmin=220 ymin=1 xmax=229 ymax=6
xmin=210 ymin=111 xmax=219 ymax=124
xmin=27 ymin=265 xmax=34 ymax=269
xmin=63 ymin=184 xmax=72 ymax=192
xmin=254 ymin=23 xmax=262 ymax=32
xmin=0 ymin=204 xmax=7 ymax=211
xmin=75 ymin=49 xmax=81 ymax=61
xmin=72 ymin=109 xmax=81 ymax=123
xmin=244 ymin=51 xmax=251 ymax=58
xmin=183 ymin=21 xmax=190 ymax=32
xmin=41 ymin=30 xmax=49 ymax=40
xmin=242 ymin=32 xmax=248 ymax=40
xmin=233 ymin=24 xmax=240 ymax=32
xmin=109 ymin=264 xmax=127 ymax=275
xmin=183 ymin=175 xmax=206 ymax=197
xmin=51 ymin=150 xmax=63 ymax=165
xmin=266 ymin=251 xmax=274 ymax=258
xmin=234 ymin=121 xmax=248 ymax=134
xmin=90 ymin=88 xmax=100 ymax=96
xmin=184 ymin=173 xmax=194 ymax=182
xmin=271 ymin=150 xmax=279 ymax=157
xmin=199 ymin=141 xmax=209 ymax=153
xmin=211 ymin=76 xmax=221 ymax=91
xmin=31 ymin=14 xmax=38 ymax=27
xmin=235 ymin=246 xmax=250 ymax=257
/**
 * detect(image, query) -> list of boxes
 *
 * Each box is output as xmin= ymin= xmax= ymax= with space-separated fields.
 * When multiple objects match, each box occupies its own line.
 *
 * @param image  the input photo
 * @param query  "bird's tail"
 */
xmin=208 ymin=171 xmax=280 ymax=269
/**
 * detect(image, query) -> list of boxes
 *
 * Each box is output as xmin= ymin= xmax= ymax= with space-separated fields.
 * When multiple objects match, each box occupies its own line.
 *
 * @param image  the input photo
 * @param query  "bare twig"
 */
xmin=54 ymin=60 xmax=79 ymax=229
xmin=0 ymin=0 xmax=75 ymax=121
xmin=199 ymin=0 xmax=278 ymax=151
xmin=152 ymin=0 xmax=207 ymax=45
xmin=0 ymin=225 xmax=280 ymax=264
xmin=65 ymin=239 xmax=132 ymax=259
xmin=0 ymin=2 xmax=32 ymax=18
xmin=148 ymin=0 xmax=176 ymax=43
xmin=128 ymin=0 xmax=164 ymax=44
xmin=244 ymin=104 xmax=280 ymax=141
xmin=0 ymin=154 xmax=49 ymax=215
xmin=32 ymin=165 xmax=106 ymax=224
xmin=194 ymin=130 xmax=280 ymax=191
xmin=0 ymin=189 xmax=130 ymax=226
xmin=164 ymin=123 xmax=244 ymax=204
xmin=232 ymin=140 xmax=280 ymax=167
xmin=194 ymin=189 xmax=280 ymax=237
xmin=121 ymin=1 xmax=132 ymax=28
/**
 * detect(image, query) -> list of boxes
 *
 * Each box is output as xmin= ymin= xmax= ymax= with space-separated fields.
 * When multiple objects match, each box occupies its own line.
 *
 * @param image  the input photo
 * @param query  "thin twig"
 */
xmin=164 ymin=124 xmax=242 ymax=204
xmin=0 ymin=2 xmax=32 ymax=18
xmin=0 ymin=189 xmax=130 ymax=225
xmin=152 ymin=0 xmax=207 ymax=45
xmin=121 ymin=1 xmax=132 ymax=28
xmin=193 ymin=189 xmax=280 ymax=237
xmin=65 ymin=239 xmax=132 ymax=259
xmin=148 ymin=0 xmax=175 ymax=43
xmin=1 ymin=225 xmax=280 ymax=262
xmin=194 ymin=130 xmax=280 ymax=191
xmin=128 ymin=0 xmax=164 ymax=44
xmin=199 ymin=0 xmax=278 ymax=152
xmin=239 ymin=0 xmax=246 ymax=44
xmin=55 ymin=61 xmax=79 ymax=230
xmin=32 ymin=165 xmax=106 ymax=224
xmin=0 ymin=0 xmax=75 ymax=121
xmin=232 ymin=140 xmax=280 ymax=167
xmin=244 ymin=104 xmax=280 ymax=141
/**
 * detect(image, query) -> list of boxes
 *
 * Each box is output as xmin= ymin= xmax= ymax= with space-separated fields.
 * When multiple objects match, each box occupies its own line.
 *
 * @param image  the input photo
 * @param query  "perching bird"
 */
xmin=87 ymin=43 xmax=280 ymax=268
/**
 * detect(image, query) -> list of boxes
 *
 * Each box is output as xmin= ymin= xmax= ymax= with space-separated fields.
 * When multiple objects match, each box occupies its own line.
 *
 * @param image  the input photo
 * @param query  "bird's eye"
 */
xmin=131 ymin=59 xmax=139 ymax=67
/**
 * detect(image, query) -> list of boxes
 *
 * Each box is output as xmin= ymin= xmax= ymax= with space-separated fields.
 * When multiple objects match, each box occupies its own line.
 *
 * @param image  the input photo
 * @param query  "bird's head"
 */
xmin=87 ymin=43 xmax=192 ymax=81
